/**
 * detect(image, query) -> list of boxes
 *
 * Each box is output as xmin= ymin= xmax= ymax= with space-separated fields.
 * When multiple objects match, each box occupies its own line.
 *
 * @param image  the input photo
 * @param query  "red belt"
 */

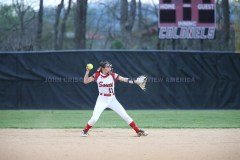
xmin=99 ymin=93 xmax=115 ymax=96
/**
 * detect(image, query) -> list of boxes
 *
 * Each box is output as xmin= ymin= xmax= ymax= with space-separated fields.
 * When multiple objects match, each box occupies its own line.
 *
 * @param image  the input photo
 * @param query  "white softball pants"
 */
xmin=88 ymin=95 xmax=133 ymax=126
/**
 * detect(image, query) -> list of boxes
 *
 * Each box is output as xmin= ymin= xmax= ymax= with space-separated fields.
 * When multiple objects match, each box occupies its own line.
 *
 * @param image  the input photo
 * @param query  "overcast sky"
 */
xmin=0 ymin=0 xmax=159 ymax=10
xmin=1 ymin=0 xmax=236 ymax=10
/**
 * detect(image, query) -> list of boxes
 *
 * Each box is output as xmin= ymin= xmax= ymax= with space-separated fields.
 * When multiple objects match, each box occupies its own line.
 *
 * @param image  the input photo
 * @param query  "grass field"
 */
xmin=0 ymin=110 xmax=240 ymax=129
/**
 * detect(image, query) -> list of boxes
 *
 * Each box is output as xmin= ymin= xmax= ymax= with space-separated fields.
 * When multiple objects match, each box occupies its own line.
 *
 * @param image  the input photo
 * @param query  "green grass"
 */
xmin=0 ymin=110 xmax=240 ymax=129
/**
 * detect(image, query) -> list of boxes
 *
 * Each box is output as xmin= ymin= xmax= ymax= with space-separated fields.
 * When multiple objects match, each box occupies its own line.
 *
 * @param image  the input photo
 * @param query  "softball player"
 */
xmin=82 ymin=61 xmax=148 ymax=137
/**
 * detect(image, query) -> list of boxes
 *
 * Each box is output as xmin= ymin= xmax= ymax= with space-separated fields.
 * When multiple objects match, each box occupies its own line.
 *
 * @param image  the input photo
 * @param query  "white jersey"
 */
xmin=92 ymin=71 xmax=119 ymax=95
xmin=87 ymin=71 xmax=133 ymax=127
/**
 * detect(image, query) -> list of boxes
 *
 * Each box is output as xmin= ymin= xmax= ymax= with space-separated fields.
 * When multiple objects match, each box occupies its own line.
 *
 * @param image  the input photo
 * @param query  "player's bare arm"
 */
xmin=117 ymin=76 xmax=128 ymax=83
xmin=118 ymin=75 xmax=147 ymax=90
xmin=118 ymin=76 xmax=135 ymax=84
xmin=83 ymin=69 xmax=94 ymax=84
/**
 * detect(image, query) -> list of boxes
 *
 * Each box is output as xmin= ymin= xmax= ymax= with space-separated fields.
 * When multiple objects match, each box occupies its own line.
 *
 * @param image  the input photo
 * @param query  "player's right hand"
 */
xmin=86 ymin=67 xmax=90 ymax=72
xmin=86 ymin=64 xmax=93 ymax=71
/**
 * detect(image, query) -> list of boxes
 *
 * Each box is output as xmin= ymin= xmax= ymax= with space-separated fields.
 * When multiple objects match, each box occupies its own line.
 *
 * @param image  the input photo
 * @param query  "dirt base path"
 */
xmin=0 ymin=129 xmax=240 ymax=160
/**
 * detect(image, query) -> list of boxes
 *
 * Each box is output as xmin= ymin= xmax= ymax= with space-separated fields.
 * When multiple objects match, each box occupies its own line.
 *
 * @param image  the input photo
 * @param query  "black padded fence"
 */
xmin=0 ymin=50 xmax=239 ymax=109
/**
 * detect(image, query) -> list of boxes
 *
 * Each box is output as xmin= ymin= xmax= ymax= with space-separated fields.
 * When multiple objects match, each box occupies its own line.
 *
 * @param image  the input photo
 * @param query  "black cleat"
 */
xmin=81 ymin=130 xmax=89 ymax=137
xmin=137 ymin=129 xmax=148 ymax=137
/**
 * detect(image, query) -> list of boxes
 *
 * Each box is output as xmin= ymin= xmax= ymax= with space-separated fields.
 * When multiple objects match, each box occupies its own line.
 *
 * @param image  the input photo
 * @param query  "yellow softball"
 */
xmin=86 ymin=63 xmax=93 ymax=70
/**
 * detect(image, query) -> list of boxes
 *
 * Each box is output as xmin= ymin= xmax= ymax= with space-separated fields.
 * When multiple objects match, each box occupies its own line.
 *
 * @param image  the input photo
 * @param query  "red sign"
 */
xmin=158 ymin=0 xmax=216 ymax=39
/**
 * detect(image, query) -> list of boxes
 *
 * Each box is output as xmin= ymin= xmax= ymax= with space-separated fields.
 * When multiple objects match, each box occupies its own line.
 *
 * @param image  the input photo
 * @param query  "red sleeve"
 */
xmin=111 ymin=72 xmax=119 ymax=81
xmin=92 ymin=71 xmax=100 ymax=82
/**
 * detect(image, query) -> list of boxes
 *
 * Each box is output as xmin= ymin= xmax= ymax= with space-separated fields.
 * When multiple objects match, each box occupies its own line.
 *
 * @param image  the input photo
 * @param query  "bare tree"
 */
xmin=97 ymin=1 xmax=121 ymax=49
xmin=36 ymin=0 xmax=43 ymax=50
xmin=12 ymin=0 xmax=35 ymax=50
xmin=58 ymin=0 xmax=72 ymax=49
xmin=120 ymin=0 xmax=136 ymax=48
xmin=54 ymin=0 xmax=64 ymax=50
xmin=74 ymin=0 xmax=88 ymax=49
xmin=138 ymin=0 xmax=142 ymax=30
xmin=216 ymin=0 xmax=222 ymax=25
xmin=103 ymin=26 xmax=114 ymax=49
xmin=120 ymin=0 xmax=137 ymax=33
xmin=88 ymin=13 xmax=104 ymax=49
xmin=137 ymin=0 xmax=143 ymax=48
xmin=120 ymin=0 xmax=128 ymax=33
xmin=53 ymin=0 xmax=72 ymax=50
xmin=13 ymin=0 xmax=28 ymax=41
xmin=128 ymin=0 xmax=136 ymax=32
xmin=222 ymin=0 xmax=230 ymax=48
xmin=102 ymin=0 xmax=160 ymax=49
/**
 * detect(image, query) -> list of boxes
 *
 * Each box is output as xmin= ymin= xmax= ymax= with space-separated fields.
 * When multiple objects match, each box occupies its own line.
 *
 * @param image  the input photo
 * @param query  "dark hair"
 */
xmin=99 ymin=61 xmax=112 ymax=68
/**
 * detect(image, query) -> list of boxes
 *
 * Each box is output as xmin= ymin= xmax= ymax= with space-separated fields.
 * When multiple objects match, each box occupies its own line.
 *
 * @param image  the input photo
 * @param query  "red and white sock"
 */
xmin=83 ymin=123 xmax=92 ymax=132
xmin=129 ymin=121 xmax=140 ymax=133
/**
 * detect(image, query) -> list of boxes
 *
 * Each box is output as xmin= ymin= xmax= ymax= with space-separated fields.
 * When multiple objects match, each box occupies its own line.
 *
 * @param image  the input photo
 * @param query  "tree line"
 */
xmin=0 ymin=0 xmax=238 ymax=51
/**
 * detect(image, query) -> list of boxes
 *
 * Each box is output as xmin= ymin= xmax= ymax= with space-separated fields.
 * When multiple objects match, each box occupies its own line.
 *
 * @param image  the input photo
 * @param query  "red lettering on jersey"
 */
xmin=99 ymin=81 xmax=113 ymax=87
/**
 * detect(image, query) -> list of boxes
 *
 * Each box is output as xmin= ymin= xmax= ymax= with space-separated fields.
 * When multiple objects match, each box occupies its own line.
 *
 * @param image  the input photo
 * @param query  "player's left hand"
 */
xmin=134 ymin=75 xmax=147 ymax=91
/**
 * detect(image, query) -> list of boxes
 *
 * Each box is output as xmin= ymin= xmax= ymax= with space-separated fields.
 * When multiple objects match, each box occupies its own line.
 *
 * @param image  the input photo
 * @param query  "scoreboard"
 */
xmin=158 ymin=0 xmax=216 ymax=39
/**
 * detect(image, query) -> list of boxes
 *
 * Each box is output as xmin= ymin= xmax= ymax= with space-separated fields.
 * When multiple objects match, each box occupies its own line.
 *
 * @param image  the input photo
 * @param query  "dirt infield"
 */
xmin=0 ymin=129 xmax=240 ymax=160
